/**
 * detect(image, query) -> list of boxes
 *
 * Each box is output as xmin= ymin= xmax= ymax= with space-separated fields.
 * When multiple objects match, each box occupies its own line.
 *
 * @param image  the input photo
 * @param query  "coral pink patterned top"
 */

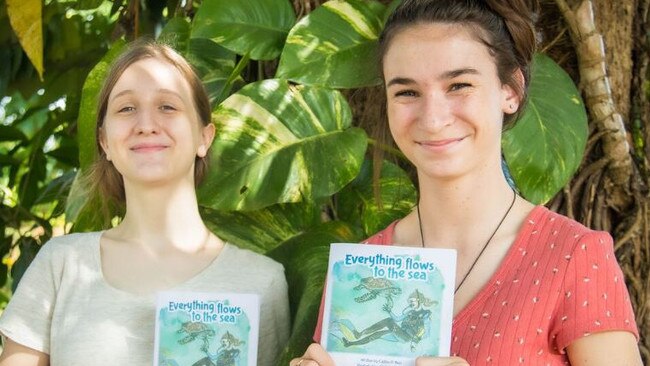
xmin=314 ymin=206 xmax=638 ymax=365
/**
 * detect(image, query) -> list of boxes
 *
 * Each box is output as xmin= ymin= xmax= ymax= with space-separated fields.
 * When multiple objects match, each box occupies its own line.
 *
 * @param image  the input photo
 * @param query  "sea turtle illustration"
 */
xmin=353 ymin=277 xmax=402 ymax=303
xmin=177 ymin=322 xmax=216 ymax=345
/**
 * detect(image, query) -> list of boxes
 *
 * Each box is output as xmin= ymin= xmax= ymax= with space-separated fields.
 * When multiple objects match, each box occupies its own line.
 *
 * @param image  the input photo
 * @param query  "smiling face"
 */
xmin=100 ymin=57 xmax=214 ymax=188
xmin=383 ymin=23 xmax=520 ymax=182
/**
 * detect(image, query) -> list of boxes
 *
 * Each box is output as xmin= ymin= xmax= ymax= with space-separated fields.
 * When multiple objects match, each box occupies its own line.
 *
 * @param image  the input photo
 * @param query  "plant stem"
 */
xmin=217 ymin=53 xmax=251 ymax=104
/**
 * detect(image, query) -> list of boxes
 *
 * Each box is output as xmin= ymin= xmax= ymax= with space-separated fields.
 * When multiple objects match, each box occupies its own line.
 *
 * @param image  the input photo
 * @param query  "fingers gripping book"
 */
xmin=154 ymin=292 xmax=259 ymax=366
xmin=321 ymin=243 xmax=456 ymax=366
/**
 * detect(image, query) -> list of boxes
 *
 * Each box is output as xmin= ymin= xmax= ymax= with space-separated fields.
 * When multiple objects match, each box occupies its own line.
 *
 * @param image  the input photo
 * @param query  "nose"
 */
xmin=134 ymin=107 xmax=160 ymax=134
xmin=420 ymin=92 xmax=454 ymax=131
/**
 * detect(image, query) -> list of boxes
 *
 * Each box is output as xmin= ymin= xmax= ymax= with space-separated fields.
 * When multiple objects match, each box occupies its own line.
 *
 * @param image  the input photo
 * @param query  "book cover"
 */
xmin=154 ymin=291 xmax=259 ymax=366
xmin=321 ymin=243 xmax=457 ymax=366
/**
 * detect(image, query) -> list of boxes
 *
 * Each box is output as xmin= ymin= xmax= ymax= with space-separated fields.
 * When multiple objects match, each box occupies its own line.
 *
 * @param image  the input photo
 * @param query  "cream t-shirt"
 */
xmin=0 ymin=231 xmax=290 ymax=366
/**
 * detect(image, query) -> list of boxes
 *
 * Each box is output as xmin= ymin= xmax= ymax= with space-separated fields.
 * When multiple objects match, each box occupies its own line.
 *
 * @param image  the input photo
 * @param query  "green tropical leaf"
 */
xmin=17 ymin=152 xmax=46 ymax=208
xmin=268 ymin=221 xmax=363 ymax=364
xmin=338 ymin=159 xmax=417 ymax=237
xmin=503 ymin=54 xmax=588 ymax=204
xmin=158 ymin=17 xmax=192 ymax=53
xmin=198 ymin=79 xmax=368 ymax=210
xmin=191 ymin=0 xmax=296 ymax=60
xmin=11 ymin=237 xmax=41 ymax=290
xmin=0 ymin=155 xmax=20 ymax=166
xmin=276 ymin=0 xmax=385 ymax=88
xmin=0 ymin=125 xmax=27 ymax=142
xmin=77 ymin=39 xmax=126 ymax=171
xmin=73 ymin=0 xmax=107 ymax=10
xmin=6 ymin=0 xmax=43 ymax=78
xmin=188 ymin=38 xmax=239 ymax=106
xmin=159 ymin=18 xmax=237 ymax=105
xmin=33 ymin=171 xmax=75 ymax=206
xmin=200 ymin=201 xmax=321 ymax=254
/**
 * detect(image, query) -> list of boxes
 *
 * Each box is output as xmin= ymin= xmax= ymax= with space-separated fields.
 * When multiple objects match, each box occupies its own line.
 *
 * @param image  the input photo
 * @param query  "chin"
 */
xmin=417 ymin=163 xmax=471 ymax=182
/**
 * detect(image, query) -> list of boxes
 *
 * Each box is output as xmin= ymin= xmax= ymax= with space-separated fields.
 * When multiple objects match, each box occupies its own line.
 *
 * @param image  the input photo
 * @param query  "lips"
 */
xmin=416 ymin=136 xmax=466 ymax=148
xmin=130 ymin=143 xmax=169 ymax=152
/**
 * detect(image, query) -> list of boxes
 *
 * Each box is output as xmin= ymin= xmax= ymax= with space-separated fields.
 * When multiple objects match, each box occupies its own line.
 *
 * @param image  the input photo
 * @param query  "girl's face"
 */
xmin=100 ymin=57 xmax=214 ymax=188
xmin=383 ymin=23 xmax=519 ymax=181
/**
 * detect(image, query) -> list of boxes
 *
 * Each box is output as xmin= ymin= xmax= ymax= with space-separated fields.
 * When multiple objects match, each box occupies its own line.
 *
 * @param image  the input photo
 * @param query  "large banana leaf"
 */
xmin=276 ymin=0 xmax=385 ymax=88
xmin=503 ymin=54 xmax=588 ymax=204
xmin=191 ymin=0 xmax=295 ymax=60
xmin=200 ymin=201 xmax=321 ymax=254
xmin=198 ymin=79 xmax=368 ymax=211
xmin=159 ymin=17 xmax=237 ymax=105
xmin=337 ymin=159 xmax=417 ymax=237
xmin=267 ymin=221 xmax=364 ymax=364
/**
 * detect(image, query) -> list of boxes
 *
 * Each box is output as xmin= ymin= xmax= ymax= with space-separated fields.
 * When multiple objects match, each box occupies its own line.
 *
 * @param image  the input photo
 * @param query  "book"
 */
xmin=154 ymin=291 xmax=259 ymax=366
xmin=321 ymin=243 xmax=457 ymax=366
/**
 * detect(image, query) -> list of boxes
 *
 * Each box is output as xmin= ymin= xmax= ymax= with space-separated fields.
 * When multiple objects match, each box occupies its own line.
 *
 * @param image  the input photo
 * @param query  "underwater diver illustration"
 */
xmin=211 ymin=331 xmax=244 ymax=366
xmin=189 ymin=330 xmax=244 ymax=366
xmin=338 ymin=289 xmax=436 ymax=352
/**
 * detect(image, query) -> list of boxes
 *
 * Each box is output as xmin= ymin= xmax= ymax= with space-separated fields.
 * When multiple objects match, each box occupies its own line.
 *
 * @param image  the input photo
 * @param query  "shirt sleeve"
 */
xmin=0 ymin=240 xmax=61 ymax=354
xmin=551 ymin=230 xmax=639 ymax=352
xmin=312 ymin=283 xmax=327 ymax=343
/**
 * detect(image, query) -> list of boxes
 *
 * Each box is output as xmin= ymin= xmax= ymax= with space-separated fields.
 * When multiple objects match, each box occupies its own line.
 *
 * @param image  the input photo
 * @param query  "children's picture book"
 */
xmin=154 ymin=291 xmax=259 ymax=366
xmin=321 ymin=243 xmax=457 ymax=366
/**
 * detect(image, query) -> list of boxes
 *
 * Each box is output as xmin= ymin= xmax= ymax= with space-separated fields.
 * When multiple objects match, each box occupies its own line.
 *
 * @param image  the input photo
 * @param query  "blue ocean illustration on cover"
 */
xmin=326 ymin=253 xmax=446 ymax=357
xmin=157 ymin=298 xmax=252 ymax=366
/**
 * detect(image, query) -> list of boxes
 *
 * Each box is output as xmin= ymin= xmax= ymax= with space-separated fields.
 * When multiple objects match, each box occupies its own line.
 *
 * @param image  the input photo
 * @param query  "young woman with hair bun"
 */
xmin=292 ymin=0 xmax=642 ymax=365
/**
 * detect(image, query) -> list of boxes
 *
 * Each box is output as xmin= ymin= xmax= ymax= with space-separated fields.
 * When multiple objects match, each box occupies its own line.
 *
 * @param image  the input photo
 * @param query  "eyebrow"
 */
xmin=441 ymin=68 xmax=480 ymax=79
xmin=110 ymin=88 xmax=184 ymax=102
xmin=385 ymin=68 xmax=481 ymax=88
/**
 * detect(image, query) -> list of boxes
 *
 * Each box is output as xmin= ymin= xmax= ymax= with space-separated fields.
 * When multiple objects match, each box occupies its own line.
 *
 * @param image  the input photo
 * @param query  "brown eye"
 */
xmin=118 ymin=106 xmax=135 ymax=113
xmin=160 ymin=104 xmax=177 ymax=112
xmin=395 ymin=90 xmax=418 ymax=97
xmin=449 ymin=83 xmax=471 ymax=92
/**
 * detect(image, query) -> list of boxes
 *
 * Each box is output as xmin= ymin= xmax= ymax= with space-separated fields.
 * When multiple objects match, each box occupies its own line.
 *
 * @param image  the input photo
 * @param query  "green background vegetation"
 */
xmin=1 ymin=0 xmax=648 ymax=362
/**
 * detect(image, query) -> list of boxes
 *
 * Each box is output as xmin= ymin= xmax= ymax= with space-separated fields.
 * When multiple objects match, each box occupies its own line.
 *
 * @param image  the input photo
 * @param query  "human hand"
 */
xmin=415 ymin=356 xmax=470 ymax=366
xmin=289 ymin=343 xmax=335 ymax=366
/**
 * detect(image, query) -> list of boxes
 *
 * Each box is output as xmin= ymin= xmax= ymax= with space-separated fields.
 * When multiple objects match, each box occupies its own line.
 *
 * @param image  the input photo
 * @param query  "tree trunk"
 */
xmin=549 ymin=0 xmax=649 ymax=361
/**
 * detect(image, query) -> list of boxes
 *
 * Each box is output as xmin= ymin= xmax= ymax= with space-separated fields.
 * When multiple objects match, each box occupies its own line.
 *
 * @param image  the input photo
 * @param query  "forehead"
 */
xmin=109 ymin=57 xmax=193 ymax=98
xmin=382 ymin=23 xmax=496 ymax=77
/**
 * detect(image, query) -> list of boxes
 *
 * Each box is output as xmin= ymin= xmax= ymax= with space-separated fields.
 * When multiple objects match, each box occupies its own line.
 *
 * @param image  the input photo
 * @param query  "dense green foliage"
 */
xmin=1 ymin=0 xmax=589 ymax=361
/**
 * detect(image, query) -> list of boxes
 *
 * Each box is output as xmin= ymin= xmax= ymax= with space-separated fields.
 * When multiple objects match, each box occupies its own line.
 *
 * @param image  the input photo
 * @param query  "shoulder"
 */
xmin=35 ymin=231 xmax=102 ymax=262
xmin=43 ymin=231 xmax=102 ymax=248
xmin=362 ymin=220 xmax=399 ymax=245
xmin=529 ymin=206 xmax=610 ymax=244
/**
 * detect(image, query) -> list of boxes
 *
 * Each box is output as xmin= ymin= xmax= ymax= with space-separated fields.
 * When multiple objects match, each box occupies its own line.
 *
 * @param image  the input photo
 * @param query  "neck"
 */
xmin=416 ymin=169 xmax=516 ymax=249
xmin=115 ymin=180 xmax=209 ymax=251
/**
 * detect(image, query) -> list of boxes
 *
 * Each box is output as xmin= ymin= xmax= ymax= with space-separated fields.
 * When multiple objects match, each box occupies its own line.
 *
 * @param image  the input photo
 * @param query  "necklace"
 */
xmin=416 ymin=188 xmax=517 ymax=294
